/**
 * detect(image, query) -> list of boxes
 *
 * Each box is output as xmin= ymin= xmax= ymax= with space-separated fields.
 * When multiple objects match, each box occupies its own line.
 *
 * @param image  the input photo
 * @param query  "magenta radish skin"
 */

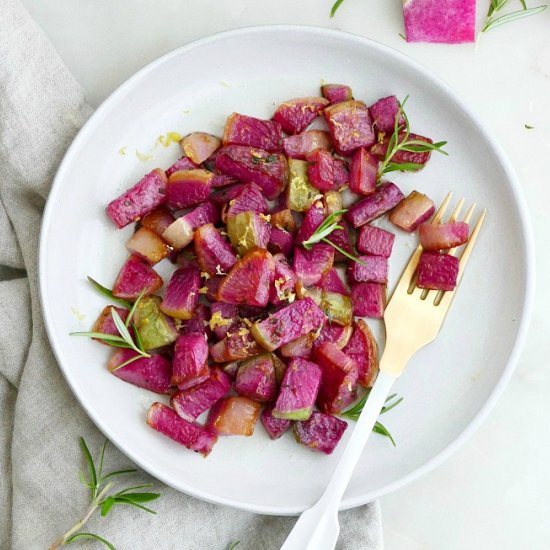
xmin=215 ymin=145 xmax=288 ymax=200
xmin=194 ymin=224 xmax=237 ymax=275
xmin=160 ymin=266 xmax=200 ymax=320
xmin=324 ymin=221 xmax=354 ymax=262
xmin=273 ymin=97 xmax=329 ymax=135
xmin=369 ymin=96 xmax=404 ymax=134
xmin=223 ymin=112 xmax=283 ymax=152
xmin=323 ymin=100 xmax=376 ymax=156
xmin=343 ymin=319 xmax=378 ymax=388
xmin=333 ymin=159 xmax=349 ymax=188
xmin=345 ymin=182 xmax=405 ymax=228
xmin=180 ymin=132 xmax=221 ymax=164
xmin=357 ymin=225 xmax=395 ymax=257
xmin=350 ymin=282 xmax=386 ymax=318
xmin=403 ymin=0 xmax=475 ymax=43
xmin=147 ymin=402 xmax=217 ymax=456
xmin=294 ymin=411 xmax=347 ymax=454
xmin=251 ymin=297 xmax=326 ymax=351
xmin=106 ymin=168 xmax=167 ymax=229
xmin=112 ymin=256 xmax=163 ymax=299
xmin=321 ymin=84 xmax=353 ymax=104
xmin=211 ymin=173 xmax=240 ymax=188
xmin=171 ymin=368 xmax=231 ymax=421
xmin=217 ymin=249 xmax=275 ymax=307
xmin=223 ymin=183 xmax=268 ymax=220
xmin=171 ymin=333 xmax=210 ymax=390
xmin=180 ymin=303 xmax=210 ymax=337
xmin=268 ymin=227 xmax=294 ymax=257
xmin=348 ymin=255 xmax=389 ymax=284
xmin=261 ymin=407 xmax=292 ymax=440
xmin=314 ymin=342 xmax=358 ymax=414
xmin=282 ymin=130 xmax=332 ymax=160
xmin=293 ymin=244 xmax=335 ymax=287
xmin=234 ymin=354 xmax=278 ymax=403
xmin=270 ymin=253 xmax=298 ymax=306
xmin=349 ymin=148 xmax=378 ymax=196
xmin=313 ymin=323 xmax=353 ymax=351
xmin=126 ymin=227 xmax=169 ymax=265
xmin=307 ymin=149 xmax=336 ymax=192
xmin=416 ymin=251 xmax=459 ymax=291
xmin=295 ymin=201 xmax=326 ymax=244
xmin=166 ymin=169 xmax=213 ymax=209
xmin=206 ymin=396 xmax=261 ymax=436
xmin=317 ymin=268 xmax=349 ymax=296
xmin=419 ymin=221 xmax=469 ymax=251
xmin=92 ymin=306 xmax=129 ymax=343
xmin=272 ymin=358 xmax=322 ymax=420
xmin=210 ymin=326 xmax=261 ymax=362
xmin=209 ymin=301 xmax=239 ymax=340
xmin=390 ymin=190 xmax=435 ymax=232
xmin=108 ymin=350 xmax=172 ymax=394
xmin=165 ymin=156 xmax=198 ymax=177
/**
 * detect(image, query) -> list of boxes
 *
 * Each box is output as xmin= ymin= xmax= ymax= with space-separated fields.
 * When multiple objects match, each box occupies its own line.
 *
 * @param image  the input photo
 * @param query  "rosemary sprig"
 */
xmin=49 ymin=437 xmax=160 ymax=550
xmin=342 ymin=390 xmax=403 ymax=447
xmin=377 ymin=95 xmax=448 ymax=180
xmin=226 ymin=543 xmax=241 ymax=550
xmin=330 ymin=0 xmax=345 ymax=17
xmin=301 ymin=210 xmax=367 ymax=266
xmin=87 ymin=276 xmax=132 ymax=309
xmin=70 ymin=290 xmax=150 ymax=369
xmin=482 ymin=0 xmax=546 ymax=32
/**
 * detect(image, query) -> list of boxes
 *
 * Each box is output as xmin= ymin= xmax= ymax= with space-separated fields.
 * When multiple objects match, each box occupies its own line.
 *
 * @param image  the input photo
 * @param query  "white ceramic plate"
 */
xmin=39 ymin=26 xmax=534 ymax=515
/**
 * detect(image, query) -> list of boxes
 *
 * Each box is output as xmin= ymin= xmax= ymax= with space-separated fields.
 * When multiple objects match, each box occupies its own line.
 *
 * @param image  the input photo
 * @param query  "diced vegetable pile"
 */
xmin=80 ymin=83 xmax=470 ymax=457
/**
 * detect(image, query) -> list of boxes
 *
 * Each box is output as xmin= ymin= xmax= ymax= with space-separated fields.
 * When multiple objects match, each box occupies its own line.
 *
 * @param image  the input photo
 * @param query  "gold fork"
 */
xmin=280 ymin=192 xmax=486 ymax=550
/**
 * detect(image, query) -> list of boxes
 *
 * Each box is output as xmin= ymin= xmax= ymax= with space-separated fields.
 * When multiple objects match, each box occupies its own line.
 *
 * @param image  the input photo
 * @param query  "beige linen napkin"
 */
xmin=0 ymin=1 xmax=383 ymax=548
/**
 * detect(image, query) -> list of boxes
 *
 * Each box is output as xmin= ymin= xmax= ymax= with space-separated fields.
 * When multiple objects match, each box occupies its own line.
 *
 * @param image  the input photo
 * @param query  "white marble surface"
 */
xmin=22 ymin=0 xmax=550 ymax=548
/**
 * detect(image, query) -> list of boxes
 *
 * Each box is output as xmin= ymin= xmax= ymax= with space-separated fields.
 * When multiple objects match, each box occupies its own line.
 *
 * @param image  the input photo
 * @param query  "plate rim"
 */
xmin=38 ymin=24 xmax=536 ymax=515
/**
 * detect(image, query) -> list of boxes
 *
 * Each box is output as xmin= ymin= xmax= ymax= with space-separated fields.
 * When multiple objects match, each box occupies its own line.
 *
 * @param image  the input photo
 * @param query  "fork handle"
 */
xmin=280 ymin=371 xmax=395 ymax=550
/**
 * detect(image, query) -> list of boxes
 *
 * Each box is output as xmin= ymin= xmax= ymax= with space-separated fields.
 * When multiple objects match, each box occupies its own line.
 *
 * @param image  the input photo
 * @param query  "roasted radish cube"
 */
xmin=389 ymin=191 xmax=435 ymax=232
xmin=313 ymin=323 xmax=353 ymax=350
xmin=419 ymin=221 xmax=469 ymax=251
xmin=350 ymin=283 xmax=386 ymax=318
xmin=323 ymin=191 xmax=344 ymax=218
xmin=285 ymin=159 xmax=323 ymax=212
xmin=209 ymin=301 xmax=239 ymax=340
xmin=194 ymin=224 xmax=237 ymax=275
xmin=210 ymin=183 xmax=246 ymax=207
xmin=166 ymin=169 xmax=213 ymax=209
xmin=147 ymin=402 xmax=217 ymax=456
xmin=171 ymin=368 xmax=231 ymax=421
xmin=270 ymin=253 xmax=298 ymax=306
xmin=416 ymin=251 xmax=459 ymax=291
xmin=273 ymin=97 xmax=329 ymax=134
xmin=223 ymin=183 xmax=268 ymax=221
xmin=369 ymin=96 xmax=404 ymax=135
xmin=223 ymin=113 xmax=282 ymax=152
xmin=294 ymin=244 xmax=334 ymax=287
xmin=210 ymin=326 xmax=261 ymax=362
xmin=141 ymin=206 xmax=175 ymax=237
xmin=333 ymin=159 xmax=349 ymax=188
xmin=235 ymin=354 xmax=278 ymax=403
xmin=268 ymin=227 xmax=294 ymax=257
xmin=345 ymin=182 xmax=405 ymax=228
xmin=215 ymin=145 xmax=288 ymax=200
xmin=160 ymin=265 xmax=200 ymax=320
xmin=403 ymin=0 xmax=475 ymax=43
xmin=324 ymin=221 xmax=354 ymax=263
xmin=217 ymin=249 xmax=275 ymax=307
xmin=283 ymin=130 xmax=332 ymax=160
xmin=132 ymin=296 xmax=179 ymax=350
xmin=165 ymin=156 xmax=198 ymax=177
xmin=295 ymin=201 xmax=325 ymax=244
xmin=206 ymin=396 xmax=261 ymax=436
xmin=370 ymin=132 xmax=433 ymax=166
xmin=317 ymin=268 xmax=349 ymax=295
xmin=172 ymin=333 xmax=210 ymax=389
xmin=357 ymin=225 xmax=395 ymax=257
xmin=323 ymin=100 xmax=375 ymax=156
xmin=294 ymin=411 xmax=347 ymax=454
xmin=92 ymin=306 xmax=129 ymax=343
xmin=270 ymin=208 xmax=297 ymax=232
xmin=349 ymin=148 xmax=378 ymax=196
xmin=203 ymin=275 xmax=223 ymax=303
xmin=348 ymin=255 xmax=388 ymax=284
xmin=180 ymin=302 xmax=210 ymax=337
xmin=343 ymin=319 xmax=378 ymax=388
xmin=307 ymin=149 xmax=336 ymax=192
xmin=321 ymin=83 xmax=353 ymax=104
xmin=180 ymin=132 xmax=221 ymax=164
xmin=108 ymin=350 xmax=172 ymax=394
xmin=261 ymin=407 xmax=292 ymax=440
xmin=227 ymin=211 xmax=271 ymax=255
xmin=162 ymin=201 xmax=219 ymax=250
xmin=126 ymin=227 xmax=169 ymax=265
xmin=251 ymin=297 xmax=326 ymax=352
xmin=106 ymin=169 xmax=167 ymax=229
xmin=112 ymin=256 xmax=163 ymax=299
xmin=222 ymin=360 xmax=241 ymax=379
xmin=211 ymin=173 xmax=240 ymax=188
xmin=314 ymin=342 xmax=358 ymax=414
xmin=280 ymin=332 xmax=316 ymax=359
xmin=320 ymin=291 xmax=353 ymax=327
xmin=272 ymin=358 xmax=322 ymax=420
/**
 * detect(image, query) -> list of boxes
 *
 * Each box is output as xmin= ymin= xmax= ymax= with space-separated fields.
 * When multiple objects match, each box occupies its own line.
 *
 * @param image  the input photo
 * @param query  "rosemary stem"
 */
xmin=48 ymin=482 xmax=113 ymax=549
